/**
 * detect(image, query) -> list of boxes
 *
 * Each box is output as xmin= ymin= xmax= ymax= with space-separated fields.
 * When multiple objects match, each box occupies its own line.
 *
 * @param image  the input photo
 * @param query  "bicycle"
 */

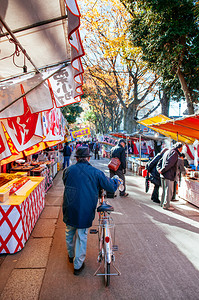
xmin=90 ymin=185 xmax=122 ymax=287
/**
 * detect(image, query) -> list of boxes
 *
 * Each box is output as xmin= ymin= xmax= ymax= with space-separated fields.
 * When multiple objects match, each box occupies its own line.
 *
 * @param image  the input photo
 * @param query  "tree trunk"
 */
xmin=177 ymin=68 xmax=194 ymax=115
xmin=123 ymin=106 xmax=139 ymax=133
xmin=159 ymin=88 xmax=170 ymax=116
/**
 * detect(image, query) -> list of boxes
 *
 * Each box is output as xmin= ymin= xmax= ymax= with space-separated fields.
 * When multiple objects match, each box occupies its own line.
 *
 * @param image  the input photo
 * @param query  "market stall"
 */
xmin=0 ymin=0 xmax=85 ymax=165
xmin=0 ymin=174 xmax=45 ymax=254
xmin=138 ymin=114 xmax=195 ymax=144
xmin=98 ymin=135 xmax=119 ymax=158
xmin=178 ymin=176 xmax=199 ymax=207
xmin=31 ymin=161 xmax=54 ymax=192
xmin=100 ymin=133 xmax=153 ymax=174
xmin=0 ymin=0 xmax=85 ymax=253
xmin=141 ymin=114 xmax=199 ymax=207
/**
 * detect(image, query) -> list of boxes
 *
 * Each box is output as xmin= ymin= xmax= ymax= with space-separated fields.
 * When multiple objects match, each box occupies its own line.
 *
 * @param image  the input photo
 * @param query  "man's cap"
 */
xmin=74 ymin=146 xmax=92 ymax=157
xmin=118 ymin=139 xmax=126 ymax=145
xmin=173 ymin=142 xmax=183 ymax=149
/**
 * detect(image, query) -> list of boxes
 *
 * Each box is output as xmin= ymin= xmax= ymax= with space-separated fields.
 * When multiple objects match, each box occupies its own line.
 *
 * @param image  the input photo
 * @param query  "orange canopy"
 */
xmin=109 ymin=133 xmax=138 ymax=140
xmin=150 ymin=114 xmax=199 ymax=142
xmin=138 ymin=114 xmax=195 ymax=144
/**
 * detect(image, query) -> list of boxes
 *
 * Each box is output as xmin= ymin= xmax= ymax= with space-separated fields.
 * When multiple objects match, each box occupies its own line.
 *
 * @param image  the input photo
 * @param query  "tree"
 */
xmin=82 ymin=68 xmax=123 ymax=133
xmin=61 ymin=103 xmax=83 ymax=124
xmin=121 ymin=0 xmax=199 ymax=114
xmin=195 ymin=1 xmax=199 ymax=22
xmin=79 ymin=0 xmax=163 ymax=133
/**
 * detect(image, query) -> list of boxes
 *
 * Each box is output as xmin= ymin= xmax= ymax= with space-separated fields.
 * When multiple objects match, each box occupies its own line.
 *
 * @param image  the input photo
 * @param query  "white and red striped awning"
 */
xmin=0 ymin=0 xmax=84 ymax=162
xmin=0 ymin=0 xmax=84 ymax=82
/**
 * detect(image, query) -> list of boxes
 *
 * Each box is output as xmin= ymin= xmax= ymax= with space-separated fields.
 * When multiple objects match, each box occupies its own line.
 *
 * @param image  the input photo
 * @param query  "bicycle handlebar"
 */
xmin=112 ymin=175 xmax=124 ymax=192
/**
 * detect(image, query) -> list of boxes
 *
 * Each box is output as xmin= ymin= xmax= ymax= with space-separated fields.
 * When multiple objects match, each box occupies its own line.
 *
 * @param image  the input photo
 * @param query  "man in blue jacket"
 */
xmin=62 ymin=146 xmax=119 ymax=275
xmin=63 ymin=142 xmax=72 ymax=169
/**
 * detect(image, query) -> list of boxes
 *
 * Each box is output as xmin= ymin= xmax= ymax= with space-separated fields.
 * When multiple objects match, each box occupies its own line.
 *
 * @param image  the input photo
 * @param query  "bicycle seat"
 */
xmin=97 ymin=202 xmax=114 ymax=212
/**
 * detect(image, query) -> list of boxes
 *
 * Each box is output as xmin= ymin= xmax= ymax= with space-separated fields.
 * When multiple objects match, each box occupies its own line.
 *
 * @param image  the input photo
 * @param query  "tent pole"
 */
xmin=126 ymin=136 xmax=128 ymax=157
xmin=0 ymin=16 xmax=68 ymax=38
xmin=0 ymin=64 xmax=67 ymax=113
xmin=139 ymin=134 xmax=141 ymax=166
xmin=0 ymin=17 xmax=39 ymax=73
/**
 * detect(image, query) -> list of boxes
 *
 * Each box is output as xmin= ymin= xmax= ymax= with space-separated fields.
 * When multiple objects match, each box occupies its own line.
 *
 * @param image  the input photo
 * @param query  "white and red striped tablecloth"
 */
xmin=0 ymin=178 xmax=45 ymax=254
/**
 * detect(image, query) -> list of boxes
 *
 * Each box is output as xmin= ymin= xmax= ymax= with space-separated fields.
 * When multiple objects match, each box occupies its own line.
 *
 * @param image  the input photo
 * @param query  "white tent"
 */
xmin=0 ymin=0 xmax=78 ymax=79
xmin=0 ymin=0 xmax=85 ymax=162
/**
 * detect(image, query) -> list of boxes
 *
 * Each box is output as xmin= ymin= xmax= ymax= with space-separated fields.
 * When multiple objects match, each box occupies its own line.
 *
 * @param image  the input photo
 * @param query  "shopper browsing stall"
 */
xmin=157 ymin=142 xmax=183 ymax=211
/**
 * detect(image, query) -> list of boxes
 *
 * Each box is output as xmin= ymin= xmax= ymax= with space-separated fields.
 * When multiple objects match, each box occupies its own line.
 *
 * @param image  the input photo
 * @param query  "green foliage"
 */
xmin=122 ymin=0 xmax=199 ymax=111
xmin=83 ymin=108 xmax=97 ymax=123
xmin=61 ymin=103 xmax=83 ymax=124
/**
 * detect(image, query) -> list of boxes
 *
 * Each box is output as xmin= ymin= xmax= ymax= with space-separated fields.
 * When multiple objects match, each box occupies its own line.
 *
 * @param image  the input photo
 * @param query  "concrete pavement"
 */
xmin=0 ymin=155 xmax=199 ymax=300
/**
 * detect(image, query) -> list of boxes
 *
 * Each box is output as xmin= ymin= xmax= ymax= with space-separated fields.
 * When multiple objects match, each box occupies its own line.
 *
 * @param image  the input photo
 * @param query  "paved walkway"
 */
xmin=1 ymin=155 xmax=199 ymax=300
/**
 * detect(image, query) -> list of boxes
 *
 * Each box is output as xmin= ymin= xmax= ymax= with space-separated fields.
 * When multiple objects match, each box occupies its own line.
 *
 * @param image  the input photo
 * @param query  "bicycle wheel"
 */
xmin=104 ymin=261 xmax=110 ymax=287
xmin=102 ymin=227 xmax=110 ymax=287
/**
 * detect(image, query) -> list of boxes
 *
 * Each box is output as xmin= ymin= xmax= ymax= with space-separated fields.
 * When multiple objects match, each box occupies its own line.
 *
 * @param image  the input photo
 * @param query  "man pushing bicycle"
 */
xmin=62 ymin=146 xmax=121 ymax=276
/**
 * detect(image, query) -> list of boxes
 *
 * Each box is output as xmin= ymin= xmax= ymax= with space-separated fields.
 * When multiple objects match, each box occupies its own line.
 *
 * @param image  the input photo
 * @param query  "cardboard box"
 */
xmin=0 ymin=189 xmax=10 ymax=203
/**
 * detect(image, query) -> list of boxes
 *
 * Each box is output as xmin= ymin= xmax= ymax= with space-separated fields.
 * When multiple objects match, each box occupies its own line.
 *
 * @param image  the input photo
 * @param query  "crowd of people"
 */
xmin=61 ymin=138 xmax=189 ymax=275
xmin=146 ymin=142 xmax=187 ymax=211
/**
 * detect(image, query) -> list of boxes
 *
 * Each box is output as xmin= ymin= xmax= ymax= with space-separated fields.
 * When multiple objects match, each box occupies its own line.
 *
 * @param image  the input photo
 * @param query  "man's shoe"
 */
xmin=120 ymin=193 xmax=129 ymax=197
xmin=74 ymin=262 xmax=85 ymax=276
xmin=153 ymin=199 xmax=160 ymax=203
xmin=163 ymin=206 xmax=174 ymax=211
xmin=68 ymin=256 xmax=74 ymax=263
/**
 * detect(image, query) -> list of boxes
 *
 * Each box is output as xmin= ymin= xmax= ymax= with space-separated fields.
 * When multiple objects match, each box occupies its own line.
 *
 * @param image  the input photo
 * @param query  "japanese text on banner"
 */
xmin=71 ymin=128 xmax=90 ymax=139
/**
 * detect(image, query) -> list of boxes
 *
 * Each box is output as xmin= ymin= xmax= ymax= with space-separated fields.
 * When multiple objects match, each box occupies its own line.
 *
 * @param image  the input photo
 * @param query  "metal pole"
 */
xmin=0 ymin=17 xmax=39 ymax=73
xmin=139 ymin=134 xmax=141 ymax=166
xmin=126 ymin=135 xmax=128 ymax=156
xmin=0 ymin=64 xmax=67 ymax=113
xmin=0 ymin=16 xmax=67 ymax=38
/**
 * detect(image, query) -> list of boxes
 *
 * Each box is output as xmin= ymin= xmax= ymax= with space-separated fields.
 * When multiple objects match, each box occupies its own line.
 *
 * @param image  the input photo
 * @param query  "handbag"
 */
xmin=108 ymin=157 xmax=121 ymax=171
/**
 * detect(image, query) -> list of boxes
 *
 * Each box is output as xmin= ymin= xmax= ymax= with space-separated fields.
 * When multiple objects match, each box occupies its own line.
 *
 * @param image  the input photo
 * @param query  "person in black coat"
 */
xmin=108 ymin=139 xmax=128 ymax=197
xmin=63 ymin=142 xmax=72 ymax=169
xmin=146 ymin=148 xmax=168 ymax=203
xmin=93 ymin=141 xmax=100 ymax=160
xmin=157 ymin=142 xmax=183 ymax=211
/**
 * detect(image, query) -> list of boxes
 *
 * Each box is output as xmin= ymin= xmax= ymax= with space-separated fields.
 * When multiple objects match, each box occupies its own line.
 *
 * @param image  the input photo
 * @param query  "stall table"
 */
xmin=129 ymin=157 xmax=149 ymax=175
xmin=30 ymin=165 xmax=46 ymax=176
xmin=51 ymin=162 xmax=57 ymax=178
xmin=0 ymin=177 xmax=45 ymax=254
xmin=178 ymin=176 xmax=199 ymax=208
xmin=31 ymin=161 xmax=54 ymax=191
xmin=10 ymin=165 xmax=36 ymax=175
xmin=30 ymin=165 xmax=50 ymax=192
